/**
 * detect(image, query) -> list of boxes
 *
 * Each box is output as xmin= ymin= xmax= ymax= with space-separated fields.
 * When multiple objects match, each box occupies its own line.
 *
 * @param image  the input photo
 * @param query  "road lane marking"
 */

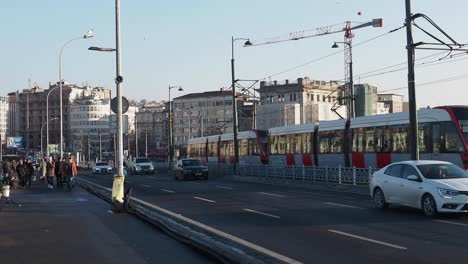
xmin=259 ymin=192 xmax=286 ymax=198
xmin=328 ymin=229 xmax=407 ymax=250
xmin=324 ymin=202 xmax=363 ymax=209
xmin=160 ymin=189 xmax=175 ymax=193
xmin=107 ymin=210 xmax=114 ymax=214
xmin=142 ymin=184 xmax=151 ymax=188
xmin=216 ymin=185 xmax=233 ymax=190
xmin=194 ymin=197 xmax=216 ymax=203
xmin=243 ymin=209 xmax=280 ymax=219
xmin=434 ymin=220 xmax=468 ymax=227
xmin=78 ymin=178 xmax=302 ymax=263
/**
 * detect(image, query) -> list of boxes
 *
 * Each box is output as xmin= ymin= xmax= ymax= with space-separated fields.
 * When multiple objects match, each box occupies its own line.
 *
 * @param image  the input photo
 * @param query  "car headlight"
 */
xmin=202 ymin=168 xmax=208 ymax=172
xmin=437 ymin=188 xmax=459 ymax=199
xmin=135 ymin=166 xmax=142 ymax=170
xmin=149 ymin=165 xmax=154 ymax=170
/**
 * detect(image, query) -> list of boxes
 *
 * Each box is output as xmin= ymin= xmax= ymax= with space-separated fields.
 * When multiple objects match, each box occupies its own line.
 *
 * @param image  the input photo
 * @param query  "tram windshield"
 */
xmin=451 ymin=106 xmax=468 ymax=146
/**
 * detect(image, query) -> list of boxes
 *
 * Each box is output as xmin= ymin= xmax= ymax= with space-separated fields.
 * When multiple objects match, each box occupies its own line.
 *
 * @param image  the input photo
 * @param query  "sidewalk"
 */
xmin=0 ymin=180 xmax=215 ymax=264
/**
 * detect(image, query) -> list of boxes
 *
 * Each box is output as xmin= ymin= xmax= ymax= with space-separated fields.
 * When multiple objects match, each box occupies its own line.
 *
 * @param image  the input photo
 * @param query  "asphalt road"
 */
xmin=79 ymin=171 xmax=468 ymax=264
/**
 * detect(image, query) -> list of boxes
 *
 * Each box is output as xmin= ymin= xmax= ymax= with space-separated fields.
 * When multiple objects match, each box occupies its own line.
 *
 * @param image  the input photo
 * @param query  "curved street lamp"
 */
xmin=168 ymin=85 xmax=183 ymax=164
xmin=58 ymin=30 xmax=94 ymax=158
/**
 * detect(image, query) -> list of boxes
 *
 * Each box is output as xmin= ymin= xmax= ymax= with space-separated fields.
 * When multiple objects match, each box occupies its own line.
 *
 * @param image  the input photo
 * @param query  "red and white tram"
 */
xmin=188 ymin=106 xmax=468 ymax=169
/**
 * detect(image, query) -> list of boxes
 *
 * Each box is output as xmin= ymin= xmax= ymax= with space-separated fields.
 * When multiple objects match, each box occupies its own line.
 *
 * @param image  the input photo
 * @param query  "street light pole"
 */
xmin=41 ymin=118 xmax=59 ymax=157
xmin=58 ymin=30 xmax=93 ymax=159
xmin=99 ymin=129 xmax=102 ymax=161
xmin=332 ymin=41 xmax=354 ymax=118
xmin=145 ymin=127 xmax=148 ymax=158
xmin=231 ymin=37 xmax=250 ymax=173
xmin=168 ymin=85 xmax=183 ymax=165
xmin=112 ymin=0 xmax=125 ymax=205
xmin=135 ymin=116 xmax=138 ymax=158
xmin=46 ymin=86 xmax=58 ymax=158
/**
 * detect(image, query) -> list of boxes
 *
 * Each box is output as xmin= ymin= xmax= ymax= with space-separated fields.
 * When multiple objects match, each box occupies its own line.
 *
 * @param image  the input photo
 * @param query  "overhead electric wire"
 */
xmin=257 ymin=25 xmax=406 ymax=81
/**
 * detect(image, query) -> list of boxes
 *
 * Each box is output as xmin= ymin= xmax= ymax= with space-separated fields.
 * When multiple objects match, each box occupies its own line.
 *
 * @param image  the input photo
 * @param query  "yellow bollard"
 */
xmin=112 ymin=174 xmax=125 ymax=204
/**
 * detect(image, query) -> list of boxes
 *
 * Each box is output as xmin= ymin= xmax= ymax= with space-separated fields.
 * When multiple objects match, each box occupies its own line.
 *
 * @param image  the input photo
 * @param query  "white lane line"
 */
xmin=434 ymin=220 xmax=468 ymax=227
xmin=142 ymin=184 xmax=152 ymax=188
xmin=194 ymin=197 xmax=216 ymax=203
xmin=107 ymin=210 xmax=114 ymax=214
xmin=216 ymin=185 xmax=233 ymax=190
xmin=243 ymin=208 xmax=280 ymax=219
xmin=328 ymin=229 xmax=407 ymax=250
xmin=324 ymin=202 xmax=363 ymax=209
xmin=131 ymin=197 xmax=301 ymax=264
xmin=160 ymin=189 xmax=175 ymax=193
xmin=259 ymin=192 xmax=286 ymax=198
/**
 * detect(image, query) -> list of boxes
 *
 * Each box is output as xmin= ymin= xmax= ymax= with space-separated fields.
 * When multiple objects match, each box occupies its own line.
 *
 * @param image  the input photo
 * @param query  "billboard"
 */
xmin=6 ymin=137 xmax=22 ymax=148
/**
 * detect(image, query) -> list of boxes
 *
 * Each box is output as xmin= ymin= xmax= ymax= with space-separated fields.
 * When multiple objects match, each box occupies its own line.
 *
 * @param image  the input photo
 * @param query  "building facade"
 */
xmin=0 ymin=97 xmax=9 ymax=145
xmin=256 ymin=77 xmax=345 ymax=130
xmin=378 ymin=93 xmax=405 ymax=113
xmin=354 ymin=84 xmax=378 ymax=117
xmin=14 ymin=82 xmax=111 ymax=156
xmin=172 ymin=89 xmax=253 ymax=151
xmin=135 ymin=102 xmax=168 ymax=160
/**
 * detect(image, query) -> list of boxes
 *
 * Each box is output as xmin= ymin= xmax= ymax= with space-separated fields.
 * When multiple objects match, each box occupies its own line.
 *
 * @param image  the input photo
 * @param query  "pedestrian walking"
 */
xmin=54 ymin=158 xmax=62 ymax=189
xmin=26 ymin=159 xmax=35 ymax=189
xmin=16 ymin=159 xmax=28 ymax=188
xmin=64 ymin=158 xmax=77 ymax=191
xmin=40 ymin=158 xmax=47 ymax=183
xmin=46 ymin=158 xmax=55 ymax=189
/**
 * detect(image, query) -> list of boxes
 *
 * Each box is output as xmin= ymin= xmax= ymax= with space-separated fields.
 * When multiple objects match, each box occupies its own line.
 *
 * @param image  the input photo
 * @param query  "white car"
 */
xmin=370 ymin=160 xmax=468 ymax=217
xmin=130 ymin=158 xmax=155 ymax=175
xmin=93 ymin=162 xmax=113 ymax=174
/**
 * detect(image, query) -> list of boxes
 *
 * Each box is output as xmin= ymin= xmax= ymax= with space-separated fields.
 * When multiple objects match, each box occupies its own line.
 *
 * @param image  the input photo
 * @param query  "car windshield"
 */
xmin=96 ymin=162 xmax=108 ymax=166
xmin=417 ymin=164 xmax=468 ymax=179
xmin=460 ymin=120 xmax=468 ymax=144
xmin=183 ymin=160 xmax=202 ymax=166
xmin=136 ymin=158 xmax=150 ymax=163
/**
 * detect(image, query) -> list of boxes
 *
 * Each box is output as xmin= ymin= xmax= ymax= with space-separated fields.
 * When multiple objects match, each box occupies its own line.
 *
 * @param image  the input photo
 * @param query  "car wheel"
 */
xmin=373 ymin=188 xmax=388 ymax=209
xmin=422 ymin=194 xmax=438 ymax=217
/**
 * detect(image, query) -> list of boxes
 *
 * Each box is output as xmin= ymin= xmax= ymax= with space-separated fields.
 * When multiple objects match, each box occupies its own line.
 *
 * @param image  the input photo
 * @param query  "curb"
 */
xmin=76 ymin=177 xmax=301 ymax=264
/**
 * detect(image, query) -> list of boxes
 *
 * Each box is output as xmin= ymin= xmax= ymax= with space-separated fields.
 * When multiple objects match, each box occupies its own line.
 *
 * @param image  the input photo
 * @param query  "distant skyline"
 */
xmin=1 ymin=0 xmax=467 ymax=107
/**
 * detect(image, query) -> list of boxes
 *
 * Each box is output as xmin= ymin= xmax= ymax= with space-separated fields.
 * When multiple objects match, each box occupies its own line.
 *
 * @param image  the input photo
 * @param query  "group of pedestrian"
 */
xmin=41 ymin=157 xmax=77 ymax=190
xmin=0 ymin=159 xmax=35 ymax=189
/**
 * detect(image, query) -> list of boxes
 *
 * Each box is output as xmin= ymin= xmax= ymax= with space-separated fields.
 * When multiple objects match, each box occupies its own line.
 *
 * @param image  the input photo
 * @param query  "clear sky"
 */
xmin=1 ymin=0 xmax=467 ymax=107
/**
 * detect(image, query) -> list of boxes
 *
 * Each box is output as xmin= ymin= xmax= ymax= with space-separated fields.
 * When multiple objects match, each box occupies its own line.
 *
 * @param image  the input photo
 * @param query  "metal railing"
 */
xmin=220 ymin=164 xmax=374 ymax=185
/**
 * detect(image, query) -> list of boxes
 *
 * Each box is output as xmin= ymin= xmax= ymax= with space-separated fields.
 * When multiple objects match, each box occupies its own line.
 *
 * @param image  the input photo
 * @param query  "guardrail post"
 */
xmin=325 ymin=166 xmax=329 ymax=183
xmin=338 ymin=165 xmax=342 ymax=184
xmin=353 ymin=166 xmax=357 ymax=185
xmin=313 ymin=166 xmax=316 ymax=183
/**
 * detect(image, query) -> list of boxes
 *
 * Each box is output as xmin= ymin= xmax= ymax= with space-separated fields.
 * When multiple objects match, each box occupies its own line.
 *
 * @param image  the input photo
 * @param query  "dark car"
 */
xmin=173 ymin=159 xmax=208 ymax=180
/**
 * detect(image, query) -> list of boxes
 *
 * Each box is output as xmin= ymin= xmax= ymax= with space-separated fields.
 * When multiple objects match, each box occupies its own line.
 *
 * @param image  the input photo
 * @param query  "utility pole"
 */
xmin=231 ymin=37 xmax=240 ymax=174
xmin=99 ymin=129 xmax=102 ymax=161
xmin=135 ymin=116 xmax=138 ymax=158
xmin=405 ymin=0 xmax=419 ymax=160
xmin=145 ymin=127 xmax=148 ymax=157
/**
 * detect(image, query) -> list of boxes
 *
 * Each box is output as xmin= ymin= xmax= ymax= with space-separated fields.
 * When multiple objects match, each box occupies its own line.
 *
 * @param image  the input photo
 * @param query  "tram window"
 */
xmin=330 ymin=130 xmax=343 ymax=153
xmin=285 ymin=135 xmax=294 ymax=154
xmin=270 ymin=136 xmax=278 ymax=155
xmin=418 ymin=124 xmax=430 ymax=153
xmin=460 ymin=120 xmax=468 ymax=143
xmin=391 ymin=126 xmax=408 ymax=153
xmin=278 ymin=135 xmax=286 ymax=155
xmin=200 ymin=143 xmax=206 ymax=157
xmin=432 ymin=124 xmax=441 ymax=153
xmin=248 ymin=139 xmax=259 ymax=155
xmin=375 ymin=127 xmax=390 ymax=152
xmin=352 ymin=128 xmax=364 ymax=152
xmin=319 ymin=131 xmax=330 ymax=154
xmin=295 ymin=134 xmax=303 ymax=154
xmin=240 ymin=139 xmax=248 ymax=156
xmin=443 ymin=122 xmax=464 ymax=152
xmin=302 ymin=133 xmax=312 ymax=153
xmin=364 ymin=128 xmax=375 ymax=153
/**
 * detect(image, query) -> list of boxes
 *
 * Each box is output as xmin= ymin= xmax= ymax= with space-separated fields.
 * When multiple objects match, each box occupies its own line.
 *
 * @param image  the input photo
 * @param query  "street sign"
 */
xmin=111 ymin=96 xmax=129 ymax=114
